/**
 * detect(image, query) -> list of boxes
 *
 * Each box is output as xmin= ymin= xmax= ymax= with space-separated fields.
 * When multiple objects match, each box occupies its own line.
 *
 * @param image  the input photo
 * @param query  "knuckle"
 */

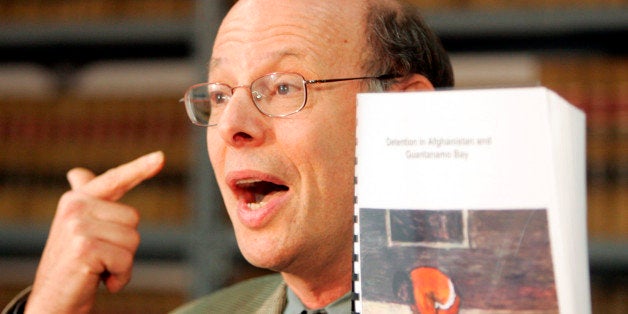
xmin=58 ymin=191 xmax=86 ymax=217
xmin=128 ymin=208 xmax=141 ymax=227
xmin=120 ymin=250 xmax=135 ymax=267
xmin=66 ymin=217 xmax=87 ymax=235
xmin=110 ymin=250 xmax=135 ymax=278
xmin=72 ymin=233 xmax=97 ymax=257
xmin=129 ymin=231 xmax=141 ymax=250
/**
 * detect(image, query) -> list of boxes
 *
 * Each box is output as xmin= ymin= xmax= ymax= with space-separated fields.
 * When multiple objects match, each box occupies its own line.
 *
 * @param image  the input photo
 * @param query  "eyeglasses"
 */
xmin=181 ymin=72 xmax=399 ymax=126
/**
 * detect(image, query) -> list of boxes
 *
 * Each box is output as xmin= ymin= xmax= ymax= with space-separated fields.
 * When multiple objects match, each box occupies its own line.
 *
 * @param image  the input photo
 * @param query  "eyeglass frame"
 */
xmin=181 ymin=72 xmax=401 ymax=126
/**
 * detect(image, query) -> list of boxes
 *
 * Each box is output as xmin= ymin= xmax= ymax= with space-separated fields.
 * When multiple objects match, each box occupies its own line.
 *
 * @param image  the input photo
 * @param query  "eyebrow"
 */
xmin=208 ymin=50 xmax=304 ymax=75
xmin=208 ymin=57 xmax=221 ymax=72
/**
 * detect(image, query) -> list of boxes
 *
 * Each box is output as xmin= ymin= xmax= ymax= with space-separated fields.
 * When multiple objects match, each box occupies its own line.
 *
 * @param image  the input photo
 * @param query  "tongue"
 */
xmin=254 ymin=193 xmax=265 ymax=203
xmin=254 ymin=181 xmax=288 ymax=194
xmin=248 ymin=181 xmax=288 ymax=204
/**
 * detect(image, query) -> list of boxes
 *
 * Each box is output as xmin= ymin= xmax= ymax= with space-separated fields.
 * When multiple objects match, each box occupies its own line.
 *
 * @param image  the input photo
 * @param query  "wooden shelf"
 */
xmin=0 ymin=19 xmax=192 ymax=46
xmin=424 ymin=7 xmax=628 ymax=54
xmin=1 ymin=6 xmax=625 ymax=53
xmin=1 ymin=222 xmax=624 ymax=270
xmin=424 ymin=6 xmax=628 ymax=36
xmin=0 ymin=223 xmax=188 ymax=261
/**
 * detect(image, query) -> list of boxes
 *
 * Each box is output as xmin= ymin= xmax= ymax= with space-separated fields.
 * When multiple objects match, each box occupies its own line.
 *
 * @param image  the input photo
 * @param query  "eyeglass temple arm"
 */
xmin=305 ymin=73 xmax=401 ymax=84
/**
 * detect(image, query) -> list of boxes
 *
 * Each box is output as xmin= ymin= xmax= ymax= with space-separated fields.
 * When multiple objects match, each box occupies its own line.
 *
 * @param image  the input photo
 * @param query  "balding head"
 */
xmin=212 ymin=0 xmax=373 ymax=79
xmin=218 ymin=0 xmax=452 ymax=88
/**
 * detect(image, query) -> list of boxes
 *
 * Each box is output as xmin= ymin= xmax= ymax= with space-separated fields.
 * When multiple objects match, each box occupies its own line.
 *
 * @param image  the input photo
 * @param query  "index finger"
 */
xmin=78 ymin=151 xmax=165 ymax=201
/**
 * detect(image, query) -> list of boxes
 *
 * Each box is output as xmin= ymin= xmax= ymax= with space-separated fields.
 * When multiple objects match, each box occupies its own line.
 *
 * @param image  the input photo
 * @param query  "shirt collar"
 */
xmin=284 ymin=286 xmax=351 ymax=314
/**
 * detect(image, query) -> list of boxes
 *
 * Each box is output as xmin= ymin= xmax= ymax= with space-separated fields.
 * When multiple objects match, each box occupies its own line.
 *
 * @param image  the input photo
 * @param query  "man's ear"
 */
xmin=389 ymin=74 xmax=435 ymax=92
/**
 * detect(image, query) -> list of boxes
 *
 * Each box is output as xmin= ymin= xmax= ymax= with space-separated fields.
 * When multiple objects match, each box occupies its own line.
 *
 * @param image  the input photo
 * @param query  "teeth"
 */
xmin=234 ymin=179 xmax=286 ymax=210
xmin=236 ymin=178 xmax=262 ymax=186
xmin=247 ymin=201 xmax=267 ymax=210
xmin=246 ymin=193 xmax=266 ymax=210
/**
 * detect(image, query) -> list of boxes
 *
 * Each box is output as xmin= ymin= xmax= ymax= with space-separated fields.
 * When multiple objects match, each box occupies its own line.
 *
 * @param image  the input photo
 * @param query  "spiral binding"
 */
xmin=352 ymin=172 xmax=362 ymax=314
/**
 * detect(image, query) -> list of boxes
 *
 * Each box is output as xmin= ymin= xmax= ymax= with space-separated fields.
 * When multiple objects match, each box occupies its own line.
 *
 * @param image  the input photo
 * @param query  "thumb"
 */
xmin=67 ymin=168 xmax=96 ymax=190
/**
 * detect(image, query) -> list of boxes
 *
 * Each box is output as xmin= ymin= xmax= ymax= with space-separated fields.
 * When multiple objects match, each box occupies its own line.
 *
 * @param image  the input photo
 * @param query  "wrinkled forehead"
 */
xmin=220 ymin=0 xmax=367 ymax=36
xmin=209 ymin=0 xmax=370 ymax=77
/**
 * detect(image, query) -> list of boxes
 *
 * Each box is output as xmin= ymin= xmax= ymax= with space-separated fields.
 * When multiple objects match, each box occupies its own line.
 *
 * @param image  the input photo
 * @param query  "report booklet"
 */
xmin=352 ymin=87 xmax=590 ymax=314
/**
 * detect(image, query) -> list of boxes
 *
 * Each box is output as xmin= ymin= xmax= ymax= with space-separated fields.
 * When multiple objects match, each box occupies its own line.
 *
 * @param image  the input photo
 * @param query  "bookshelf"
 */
xmin=0 ymin=2 xmax=199 ymax=312
xmin=0 ymin=0 xmax=626 ymax=313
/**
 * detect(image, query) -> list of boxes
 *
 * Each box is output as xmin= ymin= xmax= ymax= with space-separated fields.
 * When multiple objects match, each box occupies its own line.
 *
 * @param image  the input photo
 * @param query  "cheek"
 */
xmin=206 ymin=136 xmax=240 ymax=225
xmin=320 ymin=125 xmax=355 ymax=173
xmin=325 ymin=127 xmax=356 ymax=193
xmin=206 ymin=131 xmax=231 ymax=199
xmin=206 ymin=131 xmax=223 ymax=169
xmin=321 ymin=95 xmax=357 ymax=169
xmin=299 ymin=99 xmax=356 ymax=201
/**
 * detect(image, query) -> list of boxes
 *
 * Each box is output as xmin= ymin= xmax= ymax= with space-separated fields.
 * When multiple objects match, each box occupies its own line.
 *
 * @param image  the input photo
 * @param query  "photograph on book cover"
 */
xmin=358 ymin=207 xmax=558 ymax=314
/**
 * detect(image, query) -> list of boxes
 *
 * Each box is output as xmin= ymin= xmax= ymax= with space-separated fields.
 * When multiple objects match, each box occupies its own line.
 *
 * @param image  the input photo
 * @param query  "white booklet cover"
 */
xmin=353 ymin=87 xmax=589 ymax=314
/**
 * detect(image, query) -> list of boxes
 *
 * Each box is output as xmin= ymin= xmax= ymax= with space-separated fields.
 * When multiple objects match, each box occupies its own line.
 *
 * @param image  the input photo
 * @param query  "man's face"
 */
xmin=206 ymin=0 xmax=369 ymax=275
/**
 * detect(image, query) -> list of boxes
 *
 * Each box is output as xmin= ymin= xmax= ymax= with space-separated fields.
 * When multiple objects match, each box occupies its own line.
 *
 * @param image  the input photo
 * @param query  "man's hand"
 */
xmin=25 ymin=151 xmax=165 ymax=314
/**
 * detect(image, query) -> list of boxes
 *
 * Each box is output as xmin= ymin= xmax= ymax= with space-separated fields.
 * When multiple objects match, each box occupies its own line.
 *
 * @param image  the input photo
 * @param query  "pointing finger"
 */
xmin=78 ymin=151 xmax=165 ymax=201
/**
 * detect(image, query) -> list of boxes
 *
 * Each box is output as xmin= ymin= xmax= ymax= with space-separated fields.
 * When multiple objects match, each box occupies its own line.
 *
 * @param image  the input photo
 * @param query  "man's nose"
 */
xmin=215 ymin=87 xmax=267 ymax=147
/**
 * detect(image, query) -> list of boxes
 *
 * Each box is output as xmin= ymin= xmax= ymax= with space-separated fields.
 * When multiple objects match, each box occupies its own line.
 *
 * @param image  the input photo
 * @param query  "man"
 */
xmin=5 ymin=0 xmax=453 ymax=313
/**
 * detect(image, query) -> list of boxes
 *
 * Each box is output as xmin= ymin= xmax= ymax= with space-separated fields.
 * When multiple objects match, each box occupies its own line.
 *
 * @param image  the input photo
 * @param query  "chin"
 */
xmin=234 ymin=229 xmax=294 ymax=271
xmin=240 ymin=248 xmax=293 ymax=272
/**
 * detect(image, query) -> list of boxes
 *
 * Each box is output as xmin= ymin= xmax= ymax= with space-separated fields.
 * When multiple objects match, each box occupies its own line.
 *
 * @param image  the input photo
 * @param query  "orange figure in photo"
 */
xmin=410 ymin=267 xmax=460 ymax=314
xmin=395 ymin=267 xmax=460 ymax=314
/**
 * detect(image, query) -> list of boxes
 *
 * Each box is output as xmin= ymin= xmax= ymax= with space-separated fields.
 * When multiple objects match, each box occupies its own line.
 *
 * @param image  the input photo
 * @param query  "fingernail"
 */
xmin=146 ymin=151 xmax=164 ymax=165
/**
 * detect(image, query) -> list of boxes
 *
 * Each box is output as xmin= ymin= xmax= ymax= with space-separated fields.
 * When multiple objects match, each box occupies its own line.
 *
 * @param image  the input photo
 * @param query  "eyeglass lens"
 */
xmin=185 ymin=73 xmax=307 ymax=126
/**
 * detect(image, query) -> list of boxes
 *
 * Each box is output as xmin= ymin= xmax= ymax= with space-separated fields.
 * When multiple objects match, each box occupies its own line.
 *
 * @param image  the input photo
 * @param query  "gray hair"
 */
xmin=364 ymin=2 xmax=454 ymax=91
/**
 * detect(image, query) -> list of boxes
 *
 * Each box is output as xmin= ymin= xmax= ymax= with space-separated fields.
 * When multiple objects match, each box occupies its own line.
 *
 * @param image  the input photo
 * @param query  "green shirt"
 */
xmin=284 ymin=286 xmax=351 ymax=314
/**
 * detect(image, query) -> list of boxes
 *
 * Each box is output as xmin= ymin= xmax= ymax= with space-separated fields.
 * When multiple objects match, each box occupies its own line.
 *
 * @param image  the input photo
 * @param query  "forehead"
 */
xmin=210 ymin=0 xmax=369 ymax=78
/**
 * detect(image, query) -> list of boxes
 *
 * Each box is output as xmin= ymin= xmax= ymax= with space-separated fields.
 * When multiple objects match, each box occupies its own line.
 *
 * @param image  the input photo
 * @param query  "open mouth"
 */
xmin=235 ymin=179 xmax=289 ymax=210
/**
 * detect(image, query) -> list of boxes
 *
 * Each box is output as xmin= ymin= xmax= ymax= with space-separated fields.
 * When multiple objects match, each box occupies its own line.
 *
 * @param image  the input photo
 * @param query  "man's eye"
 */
xmin=276 ymin=84 xmax=291 ymax=95
xmin=211 ymin=92 xmax=229 ymax=104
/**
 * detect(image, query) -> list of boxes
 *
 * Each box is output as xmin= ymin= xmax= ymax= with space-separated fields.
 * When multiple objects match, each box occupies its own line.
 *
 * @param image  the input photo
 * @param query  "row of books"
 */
xmin=1 ymin=0 xmax=623 ymax=24
xmin=539 ymin=56 xmax=627 ymax=239
xmin=0 ymin=0 xmax=194 ymax=22
xmin=404 ymin=0 xmax=626 ymax=10
xmin=0 ymin=103 xmax=192 ymax=225
xmin=0 ymin=97 xmax=191 ymax=176
xmin=0 ymin=61 xmax=194 ymax=226
xmin=0 ymin=60 xmax=194 ymax=174
xmin=0 ymin=179 xmax=190 ymax=226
